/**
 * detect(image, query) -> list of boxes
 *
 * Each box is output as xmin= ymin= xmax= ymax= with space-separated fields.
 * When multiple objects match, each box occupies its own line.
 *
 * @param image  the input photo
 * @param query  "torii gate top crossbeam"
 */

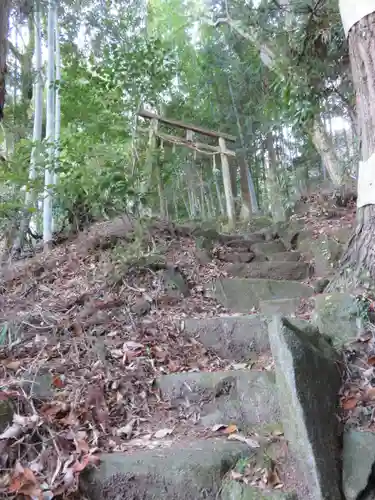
xmin=138 ymin=109 xmax=236 ymax=143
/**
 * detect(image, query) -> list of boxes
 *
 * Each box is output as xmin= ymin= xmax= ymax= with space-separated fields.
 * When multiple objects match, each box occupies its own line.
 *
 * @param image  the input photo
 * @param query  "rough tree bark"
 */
xmin=329 ymin=8 xmax=375 ymax=290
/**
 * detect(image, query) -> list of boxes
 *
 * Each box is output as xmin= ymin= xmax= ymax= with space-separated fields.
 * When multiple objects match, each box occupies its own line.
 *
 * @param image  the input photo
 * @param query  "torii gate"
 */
xmin=138 ymin=109 xmax=237 ymax=227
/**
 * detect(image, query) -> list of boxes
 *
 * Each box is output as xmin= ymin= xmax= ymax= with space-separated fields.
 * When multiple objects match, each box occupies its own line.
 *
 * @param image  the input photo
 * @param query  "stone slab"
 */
xmin=266 ymin=252 xmax=301 ymax=262
xmin=81 ymin=439 xmax=249 ymax=500
xmin=211 ymin=278 xmax=314 ymax=313
xmin=252 ymin=241 xmax=287 ymax=256
xmin=313 ymin=292 xmax=360 ymax=347
xmin=268 ymin=316 xmax=342 ymax=500
xmin=259 ymin=298 xmax=300 ymax=317
xmin=227 ymin=261 xmax=310 ymax=281
xmin=343 ymin=429 xmax=375 ymax=500
xmin=183 ymin=315 xmax=269 ymax=362
xmin=158 ymin=370 xmax=280 ymax=431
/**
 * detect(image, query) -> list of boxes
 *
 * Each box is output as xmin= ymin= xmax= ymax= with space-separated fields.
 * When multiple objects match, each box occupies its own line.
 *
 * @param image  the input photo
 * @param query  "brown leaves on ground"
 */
xmin=0 ymin=219 xmax=232 ymax=498
xmin=340 ymin=322 xmax=375 ymax=429
xmin=0 ymin=200 xmax=357 ymax=498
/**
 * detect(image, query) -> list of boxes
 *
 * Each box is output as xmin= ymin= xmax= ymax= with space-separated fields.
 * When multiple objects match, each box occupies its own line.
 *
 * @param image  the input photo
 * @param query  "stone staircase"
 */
xmin=81 ymin=223 xmax=349 ymax=500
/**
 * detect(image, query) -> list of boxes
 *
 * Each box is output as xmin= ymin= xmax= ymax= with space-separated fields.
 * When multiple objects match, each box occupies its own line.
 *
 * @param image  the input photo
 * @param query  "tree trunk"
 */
xmin=266 ymin=132 xmax=286 ymax=222
xmin=43 ymin=0 xmax=56 ymax=250
xmin=329 ymin=9 xmax=375 ymax=290
xmin=311 ymin=120 xmax=342 ymax=186
xmin=228 ymin=79 xmax=259 ymax=214
xmin=0 ymin=0 xmax=10 ymax=121
xmin=238 ymin=152 xmax=253 ymax=220
xmin=12 ymin=0 xmax=43 ymax=255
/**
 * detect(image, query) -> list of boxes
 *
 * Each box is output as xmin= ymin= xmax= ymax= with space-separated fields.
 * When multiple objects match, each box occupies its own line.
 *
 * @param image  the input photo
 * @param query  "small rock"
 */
xmin=295 ymin=230 xmax=314 ymax=252
xmin=163 ymin=267 xmax=189 ymax=297
xmin=311 ymin=236 xmax=343 ymax=276
xmin=195 ymin=249 xmax=211 ymax=265
xmin=312 ymin=278 xmax=330 ymax=294
xmin=313 ymin=293 xmax=359 ymax=348
xmin=273 ymin=221 xmax=304 ymax=251
xmin=343 ymin=429 xmax=375 ymax=500
xmin=22 ymin=371 xmax=54 ymax=401
xmin=131 ymin=298 xmax=151 ymax=316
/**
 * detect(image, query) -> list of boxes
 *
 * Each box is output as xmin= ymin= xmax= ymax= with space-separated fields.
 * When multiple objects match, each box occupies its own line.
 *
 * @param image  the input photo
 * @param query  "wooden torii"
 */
xmin=138 ymin=109 xmax=237 ymax=227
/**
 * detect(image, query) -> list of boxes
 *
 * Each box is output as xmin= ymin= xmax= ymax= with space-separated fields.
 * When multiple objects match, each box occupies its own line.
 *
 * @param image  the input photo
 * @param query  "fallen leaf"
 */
xmin=8 ymin=475 xmax=23 ymax=493
xmin=365 ymin=387 xmax=375 ymax=401
xmin=52 ymin=375 xmax=65 ymax=388
xmin=341 ymin=397 xmax=358 ymax=410
xmin=75 ymin=439 xmax=90 ymax=454
xmin=364 ymin=368 xmax=374 ymax=379
xmin=123 ymin=341 xmax=144 ymax=351
xmin=230 ymin=470 xmax=243 ymax=480
xmin=116 ymin=419 xmax=136 ymax=439
xmin=227 ymin=433 xmax=260 ymax=448
xmin=368 ymin=356 xmax=375 ymax=366
xmin=231 ymin=363 xmax=248 ymax=370
xmin=154 ymin=428 xmax=173 ymax=439
xmin=4 ymin=360 xmax=21 ymax=371
xmin=0 ymin=423 xmax=23 ymax=440
xmin=211 ymin=424 xmax=227 ymax=432
xmin=268 ymin=467 xmax=281 ymax=488
xmin=223 ymin=424 xmax=238 ymax=435
xmin=8 ymin=466 xmax=39 ymax=495
xmin=0 ymin=390 xmax=19 ymax=401
xmin=72 ymin=455 xmax=91 ymax=473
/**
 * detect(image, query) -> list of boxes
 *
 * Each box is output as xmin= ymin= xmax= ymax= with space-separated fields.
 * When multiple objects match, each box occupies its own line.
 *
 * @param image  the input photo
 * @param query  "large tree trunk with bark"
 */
xmin=329 ymin=9 xmax=375 ymax=290
xmin=0 ymin=0 xmax=11 ymax=121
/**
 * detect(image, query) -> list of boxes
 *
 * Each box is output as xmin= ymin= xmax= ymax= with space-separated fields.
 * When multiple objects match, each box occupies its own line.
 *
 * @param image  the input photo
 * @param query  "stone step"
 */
xmin=183 ymin=314 xmax=269 ymax=362
xmin=252 ymin=240 xmax=287 ymax=256
xmin=81 ymin=438 xmax=249 ymax=500
xmin=210 ymin=278 xmax=313 ymax=313
xmin=157 ymin=370 xmax=280 ymax=431
xmin=226 ymin=261 xmax=311 ymax=281
xmin=266 ymin=251 xmax=301 ymax=262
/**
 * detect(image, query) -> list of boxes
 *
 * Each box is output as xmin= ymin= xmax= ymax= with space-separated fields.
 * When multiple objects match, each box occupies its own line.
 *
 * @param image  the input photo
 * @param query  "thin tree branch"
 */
xmin=7 ymin=39 xmax=22 ymax=61
xmin=208 ymin=16 xmax=276 ymax=68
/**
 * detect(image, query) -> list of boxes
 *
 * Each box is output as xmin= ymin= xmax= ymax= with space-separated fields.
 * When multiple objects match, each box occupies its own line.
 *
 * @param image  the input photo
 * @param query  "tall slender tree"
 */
xmin=13 ymin=0 xmax=44 ymax=253
xmin=43 ymin=0 xmax=57 ymax=249
xmin=0 ymin=0 xmax=11 ymax=122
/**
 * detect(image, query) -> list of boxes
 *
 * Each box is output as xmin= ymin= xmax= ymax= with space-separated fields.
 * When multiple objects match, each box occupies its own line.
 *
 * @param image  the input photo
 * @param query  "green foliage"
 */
xmin=0 ymin=0 xmax=357 ymax=243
